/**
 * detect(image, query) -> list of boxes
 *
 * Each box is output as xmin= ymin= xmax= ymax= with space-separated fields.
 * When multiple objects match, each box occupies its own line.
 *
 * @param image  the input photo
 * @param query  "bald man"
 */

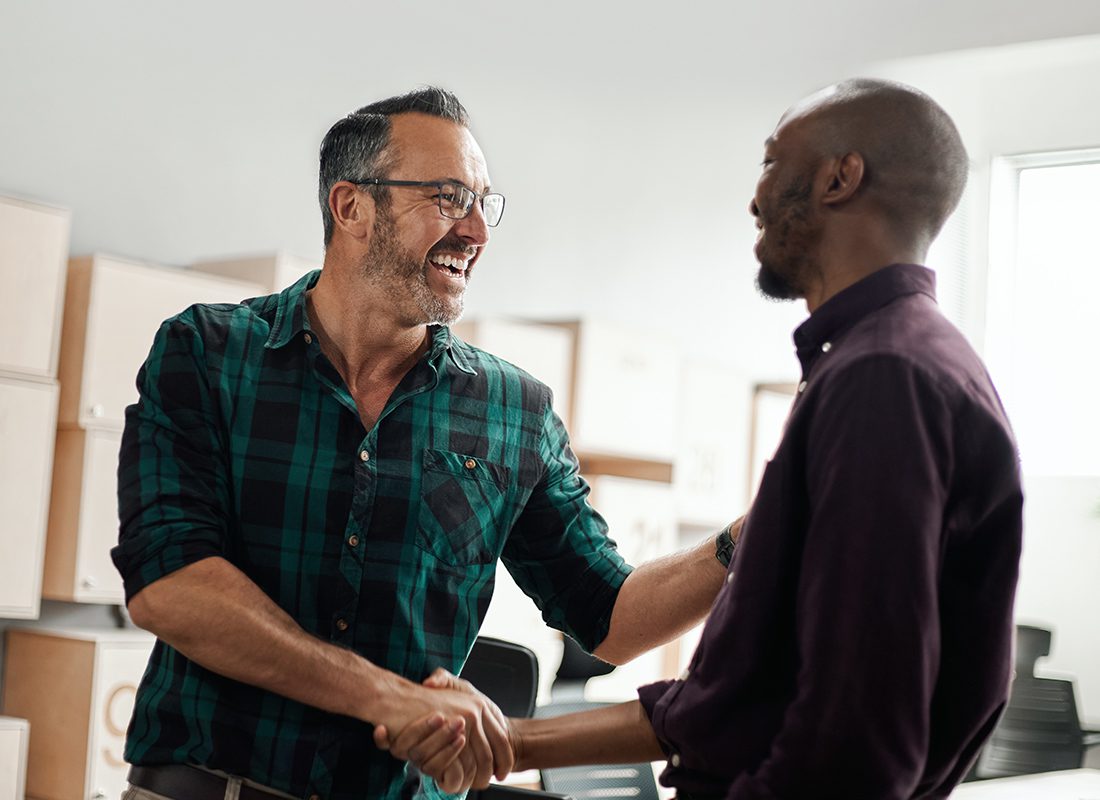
xmin=384 ymin=78 xmax=1024 ymax=799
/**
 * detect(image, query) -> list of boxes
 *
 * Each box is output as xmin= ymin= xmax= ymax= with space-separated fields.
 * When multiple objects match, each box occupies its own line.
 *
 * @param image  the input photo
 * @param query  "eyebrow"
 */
xmin=441 ymin=176 xmax=492 ymax=194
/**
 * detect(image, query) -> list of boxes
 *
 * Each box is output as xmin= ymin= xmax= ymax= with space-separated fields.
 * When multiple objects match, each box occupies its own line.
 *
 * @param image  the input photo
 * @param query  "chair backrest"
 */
xmin=461 ymin=639 xmax=577 ymax=800
xmin=974 ymin=625 xmax=1085 ymax=778
xmin=461 ymin=636 xmax=540 ymax=719
xmin=1014 ymin=625 xmax=1052 ymax=680
xmin=551 ymin=635 xmax=616 ymax=701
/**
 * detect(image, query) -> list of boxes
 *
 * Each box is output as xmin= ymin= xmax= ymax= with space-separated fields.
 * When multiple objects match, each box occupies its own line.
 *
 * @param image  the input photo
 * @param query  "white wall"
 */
xmin=871 ymin=36 xmax=1100 ymax=724
xmin=4 ymin=1 xmax=1100 ymax=724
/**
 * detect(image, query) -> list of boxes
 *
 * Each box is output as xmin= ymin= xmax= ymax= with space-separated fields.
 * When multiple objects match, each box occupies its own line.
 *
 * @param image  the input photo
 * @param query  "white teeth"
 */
xmin=430 ymin=254 xmax=468 ymax=271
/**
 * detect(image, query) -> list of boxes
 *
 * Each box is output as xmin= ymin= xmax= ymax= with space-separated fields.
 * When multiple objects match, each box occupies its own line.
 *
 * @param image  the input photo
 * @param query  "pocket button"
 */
xmin=464 ymin=458 xmax=477 ymax=469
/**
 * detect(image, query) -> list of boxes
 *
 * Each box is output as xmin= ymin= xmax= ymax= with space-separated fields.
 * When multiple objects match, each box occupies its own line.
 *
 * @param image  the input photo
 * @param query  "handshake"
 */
xmin=372 ymin=666 xmax=522 ymax=794
xmin=373 ymin=665 xmax=661 ymax=794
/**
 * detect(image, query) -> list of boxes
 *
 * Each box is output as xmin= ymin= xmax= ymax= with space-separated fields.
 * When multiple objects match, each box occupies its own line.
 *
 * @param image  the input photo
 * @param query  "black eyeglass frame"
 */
xmin=353 ymin=178 xmax=505 ymax=227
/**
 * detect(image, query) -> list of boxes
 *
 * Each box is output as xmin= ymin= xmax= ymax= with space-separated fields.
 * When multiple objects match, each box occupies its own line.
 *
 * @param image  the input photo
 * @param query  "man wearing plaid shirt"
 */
xmin=112 ymin=87 xmax=731 ymax=800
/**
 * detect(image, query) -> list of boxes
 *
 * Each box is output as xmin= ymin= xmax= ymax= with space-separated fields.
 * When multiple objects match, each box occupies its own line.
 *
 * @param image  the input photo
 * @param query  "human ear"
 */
xmin=329 ymin=181 xmax=375 ymax=241
xmin=820 ymin=152 xmax=865 ymax=206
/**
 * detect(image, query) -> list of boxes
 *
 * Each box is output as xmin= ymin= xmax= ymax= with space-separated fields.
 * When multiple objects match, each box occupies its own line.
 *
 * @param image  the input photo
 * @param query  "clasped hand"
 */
xmin=374 ymin=668 xmax=517 ymax=794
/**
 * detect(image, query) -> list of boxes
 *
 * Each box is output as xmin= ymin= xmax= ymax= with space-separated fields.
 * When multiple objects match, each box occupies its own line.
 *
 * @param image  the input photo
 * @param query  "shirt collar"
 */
xmin=265 ymin=270 xmax=477 ymax=375
xmin=440 ymin=326 xmax=478 ymax=375
xmin=793 ymin=263 xmax=937 ymax=358
xmin=266 ymin=269 xmax=321 ymax=349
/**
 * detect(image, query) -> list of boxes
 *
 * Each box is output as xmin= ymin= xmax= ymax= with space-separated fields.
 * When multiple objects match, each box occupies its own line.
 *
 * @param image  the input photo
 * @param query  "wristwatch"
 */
xmin=715 ymin=523 xmax=737 ymax=568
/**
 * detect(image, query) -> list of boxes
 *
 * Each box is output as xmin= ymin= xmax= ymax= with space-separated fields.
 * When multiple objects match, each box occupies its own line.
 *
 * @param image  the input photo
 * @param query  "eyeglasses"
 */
xmin=354 ymin=179 xmax=506 ymax=227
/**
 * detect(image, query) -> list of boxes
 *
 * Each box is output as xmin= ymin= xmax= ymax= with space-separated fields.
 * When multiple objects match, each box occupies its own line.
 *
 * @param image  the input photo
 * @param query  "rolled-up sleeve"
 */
xmin=112 ymin=315 xmax=231 ymax=603
xmin=501 ymin=396 xmax=632 ymax=653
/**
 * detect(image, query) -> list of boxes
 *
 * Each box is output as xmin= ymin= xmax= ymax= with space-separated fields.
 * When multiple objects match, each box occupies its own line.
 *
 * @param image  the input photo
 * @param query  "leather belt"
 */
xmin=128 ymin=764 xmax=291 ymax=800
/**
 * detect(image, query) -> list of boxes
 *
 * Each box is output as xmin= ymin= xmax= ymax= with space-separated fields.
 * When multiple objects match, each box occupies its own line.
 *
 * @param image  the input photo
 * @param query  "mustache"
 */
xmin=429 ymin=237 xmax=476 ymax=257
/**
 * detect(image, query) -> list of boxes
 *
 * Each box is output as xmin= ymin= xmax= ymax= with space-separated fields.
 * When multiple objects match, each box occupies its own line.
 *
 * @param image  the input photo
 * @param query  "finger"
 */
xmin=408 ymin=720 xmax=462 ymax=766
xmin=456 ymin=741 xmax=477 ymax=792
xmin=388 ymin=713 xmax=447 ymax=761
xmin=466 ymin=713 xmax=494 ymax=789
xmin=439 ymin=757 xmax=468 ymax=796
xmin=482 ymin=702 xmax=515 ymax=780
xmin=484 ymin=693 xmax=507 ymax=731
xmin=373 ymin=724 xmax=392 ymax=752
xmin=416 ymin=729 xmax=466 ymax=783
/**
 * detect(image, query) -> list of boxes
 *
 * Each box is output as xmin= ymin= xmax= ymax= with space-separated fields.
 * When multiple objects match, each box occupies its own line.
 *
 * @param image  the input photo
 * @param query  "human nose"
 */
xmin=454 ymin=199 xmax=490 ymax=246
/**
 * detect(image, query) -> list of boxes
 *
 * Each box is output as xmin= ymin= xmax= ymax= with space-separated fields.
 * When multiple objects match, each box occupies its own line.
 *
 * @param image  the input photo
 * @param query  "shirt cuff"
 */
xmin=638 ymin=679 xmax=677 ymax=756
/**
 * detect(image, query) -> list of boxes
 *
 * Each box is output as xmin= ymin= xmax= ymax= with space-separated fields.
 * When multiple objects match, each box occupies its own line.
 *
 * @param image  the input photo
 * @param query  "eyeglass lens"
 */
xmin=481 ymin=193 xmax=504 ymax=227
xmin=439 ymin=183 xmax=504 ymax=227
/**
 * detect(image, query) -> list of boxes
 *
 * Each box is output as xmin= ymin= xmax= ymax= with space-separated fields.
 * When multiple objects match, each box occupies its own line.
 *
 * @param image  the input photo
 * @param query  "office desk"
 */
xmin=951 ymin=768 xmax=1100 ymax=798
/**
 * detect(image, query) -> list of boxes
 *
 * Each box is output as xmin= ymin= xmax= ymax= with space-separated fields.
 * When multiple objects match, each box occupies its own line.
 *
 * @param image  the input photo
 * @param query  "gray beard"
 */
xmin=363 ymin=213 xmax=465 ymax=326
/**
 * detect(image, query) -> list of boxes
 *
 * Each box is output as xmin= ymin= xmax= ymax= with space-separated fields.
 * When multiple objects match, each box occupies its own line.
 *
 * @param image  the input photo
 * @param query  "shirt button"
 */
xmin=797 ymin=380 xmax=808 ymax=393
xmin=726 ymin=572 xmax=735 ymax=585
xmin=821 ymin=341 xmax=832 ymax=353
xmin=347 ymin=535 xmax=359 ymax=548
xmin=464 ymin=458 xmax=477 ymax=469
xmin=678 ymin=667 xmax=691 ymax=681
xmin=670 ymin=753 xmax=681 ymax=768
xmin=304 ymin=333 xmax=313 ymax=344
xmin=335 ymin=618 xmax=349 ymax=632
xmin=359 ymin=450 xmax=369 ymax=462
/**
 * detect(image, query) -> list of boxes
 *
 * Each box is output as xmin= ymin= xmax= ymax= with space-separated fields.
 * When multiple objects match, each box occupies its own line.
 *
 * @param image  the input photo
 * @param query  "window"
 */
xmin=986 ymin=150 xmax=1100 ymax=476
xmin=926 ymin=174 xmax=976 ymax=343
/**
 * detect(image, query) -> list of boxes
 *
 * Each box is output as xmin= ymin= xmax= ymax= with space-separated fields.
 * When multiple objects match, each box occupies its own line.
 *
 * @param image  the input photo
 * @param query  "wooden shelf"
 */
xmin=577 ymin=452 xmax=673 ymax=483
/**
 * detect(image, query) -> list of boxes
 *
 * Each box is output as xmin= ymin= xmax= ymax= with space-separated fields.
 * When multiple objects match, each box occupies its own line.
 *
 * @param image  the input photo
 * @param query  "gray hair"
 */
xmin=317 ymin=87 xmax=470 ymax=245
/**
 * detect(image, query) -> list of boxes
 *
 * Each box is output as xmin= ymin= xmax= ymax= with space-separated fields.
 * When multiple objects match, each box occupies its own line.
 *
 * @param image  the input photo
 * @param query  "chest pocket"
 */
xmin=417 ymin=449 xmax=512 ymax=566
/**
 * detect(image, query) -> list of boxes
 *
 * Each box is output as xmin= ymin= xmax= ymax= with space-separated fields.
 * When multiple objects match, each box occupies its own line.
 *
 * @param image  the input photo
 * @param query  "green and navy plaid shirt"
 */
xmin=112 ymin=270 xmax=631 ymax=800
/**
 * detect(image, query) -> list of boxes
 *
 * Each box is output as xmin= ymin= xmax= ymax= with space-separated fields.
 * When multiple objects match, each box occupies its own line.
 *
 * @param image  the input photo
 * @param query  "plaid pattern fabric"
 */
xmin=113 ymin=270 xmax=631 ymax=800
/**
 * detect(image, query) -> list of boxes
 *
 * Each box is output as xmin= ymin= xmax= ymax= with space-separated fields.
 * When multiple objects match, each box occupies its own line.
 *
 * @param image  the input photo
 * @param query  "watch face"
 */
xmin=716 ymin=530 xmax=735 ymax=567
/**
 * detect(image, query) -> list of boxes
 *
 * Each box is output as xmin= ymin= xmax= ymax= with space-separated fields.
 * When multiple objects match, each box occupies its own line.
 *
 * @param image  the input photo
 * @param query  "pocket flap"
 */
xmin=423 ymin=449 xmax=512 ymax=489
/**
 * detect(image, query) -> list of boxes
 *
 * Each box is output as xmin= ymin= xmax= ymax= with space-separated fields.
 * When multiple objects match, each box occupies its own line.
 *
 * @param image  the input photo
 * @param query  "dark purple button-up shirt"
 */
xmin=640 ymin=264 xmax=1023 ymax=799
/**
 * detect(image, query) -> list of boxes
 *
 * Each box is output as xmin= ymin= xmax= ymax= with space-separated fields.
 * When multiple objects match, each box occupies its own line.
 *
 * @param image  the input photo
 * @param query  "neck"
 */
xmin=306 ymin=264 xmax=430 ymax=392
xmin=802 ymin=222 xmax=925 ymax=313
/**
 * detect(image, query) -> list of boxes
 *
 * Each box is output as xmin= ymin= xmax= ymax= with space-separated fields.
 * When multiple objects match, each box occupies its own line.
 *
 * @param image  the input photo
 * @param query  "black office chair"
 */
xmin=535 ymin=636 xmax=662 ymax=800
xmin=460 ymin=636 xmax=574 ymax=800
xmin=549 ymin=633 xmax=616 ymax=702
xmin=974 ymin=624 xmax=1100 ymax=778
xmin=462 ymin=636 xmax=542 ymax=718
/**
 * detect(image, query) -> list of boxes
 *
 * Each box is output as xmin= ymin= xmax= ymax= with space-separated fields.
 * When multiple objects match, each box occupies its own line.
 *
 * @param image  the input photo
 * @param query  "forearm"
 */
xmin=127 ymin=556 xmax=401 ymax=722
xmin=594 ymin=522 xmax=734 ymax=664
xmin=512 ymin=701 xmax=663 ymax=771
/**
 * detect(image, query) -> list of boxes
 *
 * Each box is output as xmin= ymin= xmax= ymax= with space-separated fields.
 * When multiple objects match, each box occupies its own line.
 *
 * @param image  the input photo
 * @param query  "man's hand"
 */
xmin=374 ymin=668 xmax=515 ymax=792
xmin=375 ymin=712 xmax=471 ymax=793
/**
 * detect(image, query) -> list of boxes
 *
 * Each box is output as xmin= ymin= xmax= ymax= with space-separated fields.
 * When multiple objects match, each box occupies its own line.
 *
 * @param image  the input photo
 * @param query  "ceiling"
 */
xmin=2 ymin=1 xmax=1099 ymax=268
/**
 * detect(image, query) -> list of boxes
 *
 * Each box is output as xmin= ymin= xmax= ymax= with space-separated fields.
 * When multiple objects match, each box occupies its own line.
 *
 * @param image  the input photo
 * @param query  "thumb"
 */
xmin=423 ymin=667 xmax=460 ymax=690
xmin=373 ymin=724 xmax=393 ymax=751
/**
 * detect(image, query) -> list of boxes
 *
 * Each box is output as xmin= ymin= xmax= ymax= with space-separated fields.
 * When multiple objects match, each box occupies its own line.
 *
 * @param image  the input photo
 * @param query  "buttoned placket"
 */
xmin=794 ymin=339 xmax=835 ymax=404
xmin=303 ymin=332 xmax=445 ymax=797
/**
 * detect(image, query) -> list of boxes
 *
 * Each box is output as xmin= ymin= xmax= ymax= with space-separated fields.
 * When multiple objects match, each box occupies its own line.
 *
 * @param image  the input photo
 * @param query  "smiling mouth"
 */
xmin=428 ymin=252 xmax=470 ymax=277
